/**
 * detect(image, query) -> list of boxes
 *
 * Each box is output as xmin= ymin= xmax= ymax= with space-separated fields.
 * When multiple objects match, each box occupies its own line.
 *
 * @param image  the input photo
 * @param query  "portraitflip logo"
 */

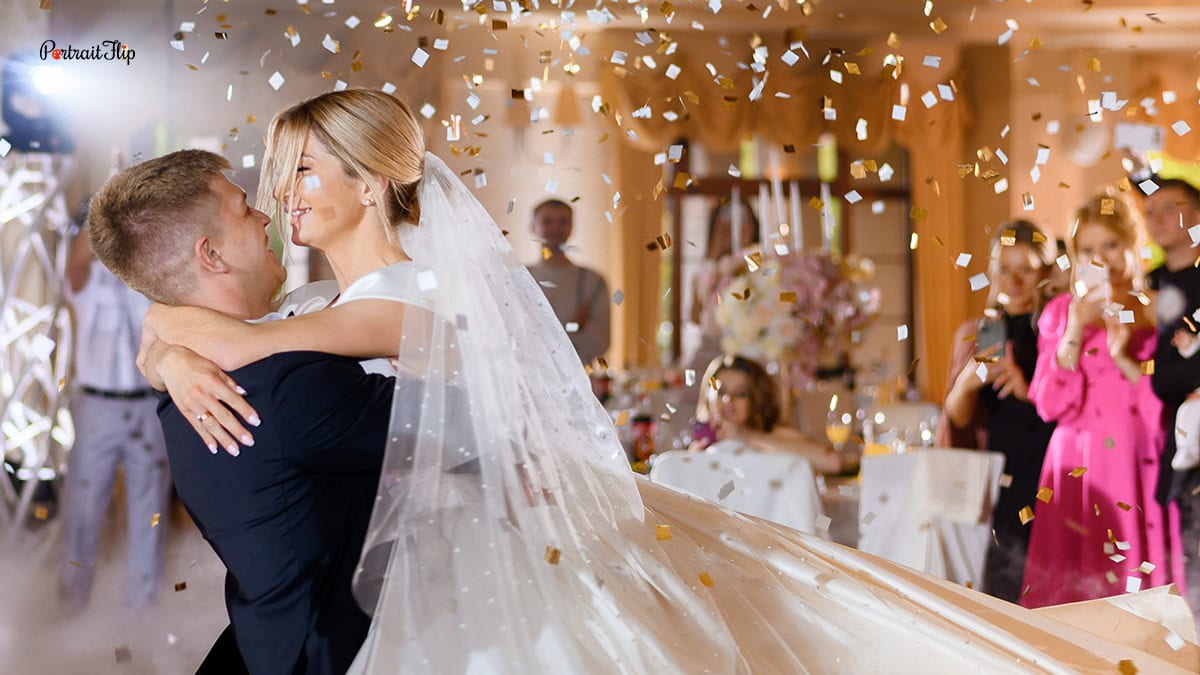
xmin=39 ymin=39 xmax=135 ymax=65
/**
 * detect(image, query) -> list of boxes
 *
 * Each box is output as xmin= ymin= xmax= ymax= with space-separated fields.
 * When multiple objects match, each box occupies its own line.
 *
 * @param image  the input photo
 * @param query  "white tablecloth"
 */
xmin=648 ymin=445 xmax=825 ymax=536
xmin=857 ymin=448 xmax=1005 ymax=589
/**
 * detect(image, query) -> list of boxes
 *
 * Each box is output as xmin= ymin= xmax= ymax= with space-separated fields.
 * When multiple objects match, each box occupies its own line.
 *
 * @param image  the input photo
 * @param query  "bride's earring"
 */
xmin=362 ymin=197 xmax=376 ymax=207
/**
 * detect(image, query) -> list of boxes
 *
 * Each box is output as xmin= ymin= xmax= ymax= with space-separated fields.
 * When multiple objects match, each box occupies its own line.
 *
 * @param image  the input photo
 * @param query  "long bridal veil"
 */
xmin=352 ymin=152 xmax=743 ymax=672
xmin=350 ymin=153 xmax=1194 ymax=674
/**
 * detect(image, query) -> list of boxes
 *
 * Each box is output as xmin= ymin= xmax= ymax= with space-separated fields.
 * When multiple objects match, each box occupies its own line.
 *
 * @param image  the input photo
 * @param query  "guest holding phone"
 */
xmin=938 ymin=220 xmax=1056 ymax=603
xmin=1021 ymin=192 xmax=1179 ymax=608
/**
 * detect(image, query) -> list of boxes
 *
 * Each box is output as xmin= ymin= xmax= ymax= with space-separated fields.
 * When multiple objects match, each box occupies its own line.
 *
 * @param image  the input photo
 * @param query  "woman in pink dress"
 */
xmin=1021 ymin=192 xmax=1177 ymax=608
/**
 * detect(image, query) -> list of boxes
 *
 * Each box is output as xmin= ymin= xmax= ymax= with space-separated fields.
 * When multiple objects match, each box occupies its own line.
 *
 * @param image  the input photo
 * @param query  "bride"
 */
xmin=142 ymin=89 xmax=1191 ymax=673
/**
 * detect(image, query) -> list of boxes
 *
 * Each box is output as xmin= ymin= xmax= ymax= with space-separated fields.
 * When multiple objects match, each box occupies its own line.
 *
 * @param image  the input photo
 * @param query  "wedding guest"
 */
xmin=685 ymin=198 xmax=759 ymax=372
xmin=690 ymin=354 xmax=843 ymax=474
xmin=1021 ymin=192 xmax=1176 ymax=608
xmin=527 ymin=199 xmax=611 ymax=366
xmin=59 ymin=198 xmax=172 ymax=614
xmin=937 ymin=220 xmax=1056 ymax=603
xmin=1144 ymin=176 xmax=1200 ymax=623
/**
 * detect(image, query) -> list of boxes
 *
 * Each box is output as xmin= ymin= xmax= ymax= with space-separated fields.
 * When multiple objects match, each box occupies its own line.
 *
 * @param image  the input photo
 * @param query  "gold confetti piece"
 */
xmin=673 ymin=172 xmax=691 ymax=189
xmin=698 ymin=572 xmax=714 ymax=587
xmin=544 ymin=546 xmax=561 ymax=565
xmin=910 ymin=206 xmax=928 ymax=220
xmin=1141 ymin=360 xmax=1155 ymax=375
xmin=655 ymin=233 xmax=673 ymax=250
xmin=1000 ymin=229 xmax=1016 ymax=247
xmin=58 ymin=378 xmax=66 ymax=392
xmin=215 ymin=32 xmax=229 ymax=40
xmin=929 ymin=17 xmax=948 ymax=34
xmin=115 ymin=646 xmax=132 ymax=663
xmin=743 ymin=251 xmax=764 ymax=271
xmin=1029 ymin=37 xmax=1043 ymax=49
xmin=655 ymin=524 xmax=672 ymax=541
xmin=492 ymin=19 xmax=508 ymax=30
xmin=768 ymin=478 xmax=784 ymax=490
xmin=808 ymin=196 xmax=825 ymax=211
xmin=615 ymin=411 xmax=630 ymax=426
xmin=68 ymin=560 xmax=88 ymax=568
xmin=1088 ymin=57 xmax=1102 ymax=72
xmin=34 ymin=506 xmax=49 ymax=520
xmin=151 ymin=512 xmax=161 ymax=528
xmin=779 ymin=291 xmax=798 ymax=303
xmin=39 ymin=0 xmax=51 ymax=9
xmin=1068 ymin=467 xmax=1087 ymax=478
xmin=782 ymin=144 xmax=796 ymax=154
xmin=1019 ymin=506 xmax=1035 ymax=525
xmin=887 ymin=32 xmax=901 ymax=49
xmin=265 ymin=9 xmax=277 ymax=15
xmin=844 ymin=63 xmax=860 ymax=75
xmin=660 ymin=0 xmax=675 ymax=17
xmin=174 ymin=582 xmax=187 ymax=592
xmin=185 ymin=64 xmax=198 ymax=71
xmin=1036 ymin=487 xmax=1053 ymax=504
xmin=1116 ymin=501 xmax=1132 ymax=511
xmin=1118 ymin=660 xmax=1138 ymax=675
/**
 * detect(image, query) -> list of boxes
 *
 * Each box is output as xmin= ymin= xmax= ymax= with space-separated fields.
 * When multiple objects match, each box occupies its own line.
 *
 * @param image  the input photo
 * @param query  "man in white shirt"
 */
xmin=526 ymin=199 xmax=611 ymax=366
xmin=58 ymin=208 xmax=171 ymax=613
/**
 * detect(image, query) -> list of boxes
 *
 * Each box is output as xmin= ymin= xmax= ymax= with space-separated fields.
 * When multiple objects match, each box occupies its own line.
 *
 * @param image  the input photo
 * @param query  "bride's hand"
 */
xmin=157 ymin=345 xmax=260 ymax=456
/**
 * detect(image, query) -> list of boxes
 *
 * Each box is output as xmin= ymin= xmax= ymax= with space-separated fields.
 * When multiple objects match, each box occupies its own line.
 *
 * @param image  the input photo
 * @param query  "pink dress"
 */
xmin=1021 ymin=294 xmax=1170 ymax=608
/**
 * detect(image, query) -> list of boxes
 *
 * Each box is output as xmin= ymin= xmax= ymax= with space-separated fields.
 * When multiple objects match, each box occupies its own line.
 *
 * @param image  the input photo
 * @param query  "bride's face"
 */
xmin=280 ymin=132 xmax=371 ymax=250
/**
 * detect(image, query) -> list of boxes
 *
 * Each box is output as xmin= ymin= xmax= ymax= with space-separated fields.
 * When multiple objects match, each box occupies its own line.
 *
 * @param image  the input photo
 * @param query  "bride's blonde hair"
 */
xmin=259 ymin=89 xmax=425 ymax=244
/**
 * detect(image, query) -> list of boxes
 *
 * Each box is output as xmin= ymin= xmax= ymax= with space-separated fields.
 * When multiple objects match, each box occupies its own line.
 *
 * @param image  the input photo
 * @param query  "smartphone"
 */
xmin=1077 ymin=262 xmax=1111 ymax=300
xmin=975 ymin=318 xmax=1007 ymax=359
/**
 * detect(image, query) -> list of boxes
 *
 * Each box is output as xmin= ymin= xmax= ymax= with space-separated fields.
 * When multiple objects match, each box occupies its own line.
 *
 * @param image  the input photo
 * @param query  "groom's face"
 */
xmin=209 ymin=174 xmax=287 ymax=303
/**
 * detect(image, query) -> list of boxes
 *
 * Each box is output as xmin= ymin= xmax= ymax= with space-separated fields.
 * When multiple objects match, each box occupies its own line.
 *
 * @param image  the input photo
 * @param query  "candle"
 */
xmin=730 ymin=185 xmax=742 ymax=255
xmin=769 ymin=149 xmax=785 ymax=242
xmin=789 ymin=180 xmax=802 ymax=253
xmin=757 ymin=183 xmax=771 ymax=251
xmin=820 ymin=181 xmax=834 ymax=253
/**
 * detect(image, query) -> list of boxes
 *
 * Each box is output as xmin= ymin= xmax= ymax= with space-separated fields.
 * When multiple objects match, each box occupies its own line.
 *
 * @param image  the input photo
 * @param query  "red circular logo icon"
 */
xmin=51 ymin=49 xmax=61 ymax=59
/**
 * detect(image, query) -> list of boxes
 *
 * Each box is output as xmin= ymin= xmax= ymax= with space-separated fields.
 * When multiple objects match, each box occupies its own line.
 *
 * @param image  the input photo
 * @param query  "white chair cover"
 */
xmin=648 ymin=444 xmax=826 ymax=536
xmin=858 ymin=448 xmax=1005 ymax=588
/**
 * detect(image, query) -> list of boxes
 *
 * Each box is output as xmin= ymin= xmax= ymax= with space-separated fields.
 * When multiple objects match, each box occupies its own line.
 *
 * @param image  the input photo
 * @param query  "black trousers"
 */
xmin=196 ymin=625 xmax=250 ymax=675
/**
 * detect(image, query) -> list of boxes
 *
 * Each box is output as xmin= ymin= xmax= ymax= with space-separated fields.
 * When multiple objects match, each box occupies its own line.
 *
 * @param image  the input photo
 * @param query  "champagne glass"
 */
xmin=825 ymin=410 xmax=853 ymax=452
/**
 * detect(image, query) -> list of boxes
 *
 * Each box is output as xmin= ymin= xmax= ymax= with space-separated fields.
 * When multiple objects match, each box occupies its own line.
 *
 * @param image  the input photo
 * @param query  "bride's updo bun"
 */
xmin=260 ymin=88 xmax=427 ymax=243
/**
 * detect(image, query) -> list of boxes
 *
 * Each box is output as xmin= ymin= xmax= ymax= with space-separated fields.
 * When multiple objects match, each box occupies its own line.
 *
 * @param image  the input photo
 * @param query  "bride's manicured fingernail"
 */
xmin=228 ymin=444 xmax=240 ymax=456
xmin=208 ymin=443 xmax=218 ymax=454
xmin=249 ymin=415 xmax=261 ymax=427
xmin=235 ymin=386 xmax=248 ymax=395
xmin=241 ymin=435 xmax=255 ymax=447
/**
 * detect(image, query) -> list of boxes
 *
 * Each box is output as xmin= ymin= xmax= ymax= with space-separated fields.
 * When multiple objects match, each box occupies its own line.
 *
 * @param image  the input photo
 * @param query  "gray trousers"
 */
xmin=58 ymin=393 xmax=171 ymax=611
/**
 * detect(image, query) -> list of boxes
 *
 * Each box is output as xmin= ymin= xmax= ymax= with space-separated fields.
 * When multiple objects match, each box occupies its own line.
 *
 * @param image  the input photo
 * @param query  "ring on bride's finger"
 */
xmin=197 ymin=411 xmax=212 ymax=423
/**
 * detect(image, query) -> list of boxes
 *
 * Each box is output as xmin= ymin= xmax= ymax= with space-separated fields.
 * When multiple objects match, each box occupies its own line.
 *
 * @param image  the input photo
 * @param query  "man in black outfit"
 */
xmin=85 ymin=149 xmax=395 ymax=674
xmin=1145 ymin=176 xmax=1200 ymax=628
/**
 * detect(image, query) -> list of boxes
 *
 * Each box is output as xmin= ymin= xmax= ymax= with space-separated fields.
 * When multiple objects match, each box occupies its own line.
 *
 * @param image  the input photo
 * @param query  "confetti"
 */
xmin=708 ymin=478 xmax=734 ymax=502
xmin=1068 ymin=467 xmax=1087 ymax=478
xmin=698 ymin=572 xmax=714 ymax=587
xmin=1173 ymin=121 xmax=1192 ymax=136
xmin=1125 ymin=577 xmax=1142 ymax=593
xmin=544 ymin=546 xmax=561 ymax=565
xmin=998 ymin=473 xmax=1013 ymax=488
xmin=412 ymin=48 xmax=430 ymax=67
xmin=1019 ymin=506 xmax=1035 ymax=525
xmin=969 ymin=273 xmax=990 ymax=291
xmin=267 ymin=71 xmax=285 ymax=90
xmin=174 ymin=581 xmax=188 ymax=592
xmin=1165 ymin=632 xmax=1186 ymax=651
xmin=897 ymin=325 xmax=909 ymax=341
xmin=1036 ymin=487 xmax=1053 ymax=504
xmin=655 ymin=524 xmax=672 ymax=541
xmin=954 ymin=253 xmax=972 ymax=267
xmin=115 ymin=646 xmax=132 ymax=663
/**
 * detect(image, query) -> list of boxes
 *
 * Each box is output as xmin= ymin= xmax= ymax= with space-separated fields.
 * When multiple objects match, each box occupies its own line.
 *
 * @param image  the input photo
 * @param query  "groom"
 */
xmin=86 ymin=149 xmax=395 ymax=674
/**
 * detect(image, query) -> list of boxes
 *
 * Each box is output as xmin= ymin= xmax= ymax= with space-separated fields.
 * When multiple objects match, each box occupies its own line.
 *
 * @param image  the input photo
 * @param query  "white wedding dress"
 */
xmin=284 ymin=154 xmax=1194 ymax=674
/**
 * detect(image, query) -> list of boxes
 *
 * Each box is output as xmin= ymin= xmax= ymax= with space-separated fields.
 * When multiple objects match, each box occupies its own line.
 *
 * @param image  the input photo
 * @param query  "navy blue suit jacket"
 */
xmin=158 ymin=351 xmax=394 ymax=675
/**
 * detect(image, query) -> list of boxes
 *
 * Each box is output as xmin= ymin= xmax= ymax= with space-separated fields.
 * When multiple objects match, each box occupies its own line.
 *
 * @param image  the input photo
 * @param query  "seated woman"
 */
xmin=688 ymin=355 xmax=844 ymax=474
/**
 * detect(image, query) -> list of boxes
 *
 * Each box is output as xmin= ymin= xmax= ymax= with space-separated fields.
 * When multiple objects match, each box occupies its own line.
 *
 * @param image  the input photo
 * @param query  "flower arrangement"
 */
xmin=711 ymin=248 xmax=881 ymax=379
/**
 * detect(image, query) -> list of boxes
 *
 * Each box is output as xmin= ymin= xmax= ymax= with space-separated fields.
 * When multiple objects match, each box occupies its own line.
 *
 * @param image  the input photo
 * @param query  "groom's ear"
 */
xmin=195 ymin=236 xmax=230 ymax=274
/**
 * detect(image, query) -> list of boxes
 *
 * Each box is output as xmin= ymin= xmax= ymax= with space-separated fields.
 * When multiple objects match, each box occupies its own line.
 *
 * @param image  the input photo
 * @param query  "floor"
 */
xmin=0 ymin=496 xmax=228 ymax=674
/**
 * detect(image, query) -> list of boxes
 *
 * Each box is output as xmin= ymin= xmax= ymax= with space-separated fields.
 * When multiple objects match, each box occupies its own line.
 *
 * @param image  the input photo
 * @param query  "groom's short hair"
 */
xmin=88 ymin=149 xmax=231 ymax=304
